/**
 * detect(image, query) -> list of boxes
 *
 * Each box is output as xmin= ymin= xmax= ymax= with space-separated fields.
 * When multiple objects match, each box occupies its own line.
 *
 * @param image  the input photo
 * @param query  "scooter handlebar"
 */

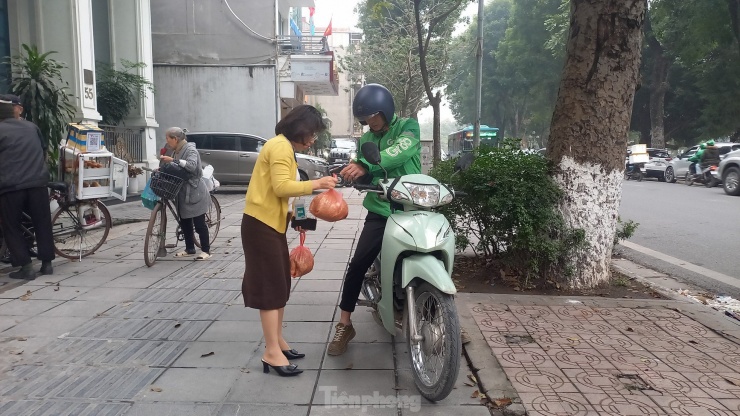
xmin=354 ymin=184 xmax=382 ymax=192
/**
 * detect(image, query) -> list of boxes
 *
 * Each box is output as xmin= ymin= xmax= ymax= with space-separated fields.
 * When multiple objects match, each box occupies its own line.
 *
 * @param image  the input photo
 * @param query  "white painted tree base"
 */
xmin=554 ymin=156 xmax=623 ymax=288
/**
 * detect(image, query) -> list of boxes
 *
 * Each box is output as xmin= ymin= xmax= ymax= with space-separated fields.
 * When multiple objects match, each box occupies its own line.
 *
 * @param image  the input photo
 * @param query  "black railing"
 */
xmin=277 ymin=35 xmax=331 ymax=55
xmin=100 ymin=124 xmax=144 ymax=163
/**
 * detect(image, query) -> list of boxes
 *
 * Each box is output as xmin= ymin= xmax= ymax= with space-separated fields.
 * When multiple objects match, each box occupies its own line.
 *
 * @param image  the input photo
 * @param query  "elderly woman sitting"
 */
xmin=159 ymin=127 xmax=211 ymax=260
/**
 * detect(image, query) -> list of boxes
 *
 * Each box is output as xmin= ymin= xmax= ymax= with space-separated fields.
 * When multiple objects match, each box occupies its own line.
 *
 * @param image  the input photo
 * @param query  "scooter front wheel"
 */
xmin=407 ymin=282 xmax=461 ymax=402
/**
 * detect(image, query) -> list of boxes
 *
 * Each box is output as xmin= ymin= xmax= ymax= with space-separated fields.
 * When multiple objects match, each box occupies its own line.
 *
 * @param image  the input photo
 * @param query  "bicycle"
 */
xmin=143 ymin=170 xmax=221 ymax=267
xmin=0 ymin=182 xmax=112 ymax=262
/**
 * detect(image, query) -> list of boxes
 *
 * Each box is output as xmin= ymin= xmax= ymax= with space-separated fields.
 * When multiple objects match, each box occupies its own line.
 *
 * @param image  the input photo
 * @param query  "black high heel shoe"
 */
xmin=262 ymin=359 xmax=303 ymax=377
xmin=282 ymin=349 xmax=305 ymax=359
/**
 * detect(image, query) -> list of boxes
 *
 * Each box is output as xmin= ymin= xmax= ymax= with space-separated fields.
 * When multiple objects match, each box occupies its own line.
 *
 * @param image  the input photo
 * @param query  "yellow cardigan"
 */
xmin=244 ymin=135 xmax=313 ymax=232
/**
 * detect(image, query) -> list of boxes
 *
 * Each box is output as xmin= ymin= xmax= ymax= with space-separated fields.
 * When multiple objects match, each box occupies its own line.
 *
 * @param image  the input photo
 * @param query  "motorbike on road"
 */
xmin=624 ymin=162 xmax=645 ymax=181
xmin=686 ymin=165 xmax=720 ymax=188
xmin=353 ymin=142 xmax=471 ymax=402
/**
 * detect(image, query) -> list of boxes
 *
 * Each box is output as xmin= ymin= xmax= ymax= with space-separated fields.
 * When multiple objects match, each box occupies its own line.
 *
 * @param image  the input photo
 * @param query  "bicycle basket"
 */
xmin=149 ymin=171 xmax=185 ymax=200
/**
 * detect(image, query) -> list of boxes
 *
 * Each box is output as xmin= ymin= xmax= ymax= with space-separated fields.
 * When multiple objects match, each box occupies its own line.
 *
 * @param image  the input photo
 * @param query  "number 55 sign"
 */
xmin=82 ymin=69 xmax=96 ymax=109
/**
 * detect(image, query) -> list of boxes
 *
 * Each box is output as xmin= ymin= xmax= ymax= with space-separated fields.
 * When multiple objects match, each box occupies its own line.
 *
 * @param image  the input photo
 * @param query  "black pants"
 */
xmin=180 ymin=214 xmax=210 ymax=253
xmin=0 ymin=187 xmax=55 ymax=267
xmin=340 ymin=212 xmax=387 ymax=312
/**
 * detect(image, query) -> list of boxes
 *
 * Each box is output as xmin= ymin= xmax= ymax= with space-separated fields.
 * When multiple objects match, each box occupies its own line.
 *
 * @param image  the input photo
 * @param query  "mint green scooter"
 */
xmin=354 ymin=142 xmax=472 ymax=401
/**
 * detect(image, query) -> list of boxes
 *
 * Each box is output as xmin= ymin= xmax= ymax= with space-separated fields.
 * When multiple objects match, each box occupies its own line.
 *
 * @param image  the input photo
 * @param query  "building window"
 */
xmin=0 ymin=0 xmax=10 ymax=92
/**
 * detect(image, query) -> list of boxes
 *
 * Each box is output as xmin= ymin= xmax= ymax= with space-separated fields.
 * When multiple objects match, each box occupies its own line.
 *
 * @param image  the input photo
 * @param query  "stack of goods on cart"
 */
xmin=60 ymin=123 xmax=129 ymax=202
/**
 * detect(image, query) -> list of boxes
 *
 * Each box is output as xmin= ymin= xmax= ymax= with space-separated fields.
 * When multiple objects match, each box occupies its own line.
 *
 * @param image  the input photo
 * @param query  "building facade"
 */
xmin=4 ymin=0 xmax=160 ymax=167
xmin=150 ymin=0 xmax=338 ymax=146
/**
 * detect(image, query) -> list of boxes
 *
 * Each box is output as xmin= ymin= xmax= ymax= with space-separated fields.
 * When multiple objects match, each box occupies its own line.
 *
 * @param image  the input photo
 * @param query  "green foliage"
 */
xmin=648 ymin=0 xmax=740 ymax=140
xmin=312 ymin=103 xmax=332 ymax=152
xmin=613 ymin=217 xmax=639 ymax=247
xmin=446 ymin=0 xmax=563 ymax=144
xmin=4 ymin=44 xmax=76 ymax=176
xmin=430 ymin=139 xmax=585 ymax=281
xmin=95 ymin=60 xmax=153 ymax=126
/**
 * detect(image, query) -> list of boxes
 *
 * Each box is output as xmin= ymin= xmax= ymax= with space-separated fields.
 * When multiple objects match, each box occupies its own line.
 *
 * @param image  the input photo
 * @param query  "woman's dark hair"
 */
xmin=275 ymin=105 xmax=326 ymax=144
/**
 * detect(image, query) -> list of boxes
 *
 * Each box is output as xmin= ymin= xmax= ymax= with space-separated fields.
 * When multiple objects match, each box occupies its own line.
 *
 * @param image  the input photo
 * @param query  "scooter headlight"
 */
xmin=403 ymin=183 xmax=440 ymax=207
xmin=439 ymin=193 xmax=453 ymax=205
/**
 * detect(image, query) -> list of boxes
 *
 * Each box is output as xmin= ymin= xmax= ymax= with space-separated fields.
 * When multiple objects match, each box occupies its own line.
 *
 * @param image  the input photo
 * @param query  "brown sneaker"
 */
xmin=328 ymin=323 xmax=356 ymax=356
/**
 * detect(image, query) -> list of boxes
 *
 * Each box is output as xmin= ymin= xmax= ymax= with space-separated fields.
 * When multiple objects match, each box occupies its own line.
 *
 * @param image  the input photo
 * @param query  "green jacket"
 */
xmin=688 ymin=148 xmax=704 ymax=163
xmin=356 ymin=115 xmax=421 ymax=217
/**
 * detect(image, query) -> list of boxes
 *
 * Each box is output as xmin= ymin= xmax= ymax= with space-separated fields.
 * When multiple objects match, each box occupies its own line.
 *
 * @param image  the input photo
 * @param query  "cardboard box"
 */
xmin=629 ymin=154 xmax=649 ymax=164
xmin=629 ymin=144 xmax=647 ymax=155
xmin=66 ymin=123 xmax=106 ymax=153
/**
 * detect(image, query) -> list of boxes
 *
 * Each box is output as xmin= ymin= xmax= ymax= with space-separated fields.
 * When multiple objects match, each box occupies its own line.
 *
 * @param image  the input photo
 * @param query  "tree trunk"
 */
xmin=432 ymin=91 xmax=441 ymax=165
xmin=645 ymin=10 xmax=670 ymax=149
xmin=546 ymin=0 xmax=647 ymax=288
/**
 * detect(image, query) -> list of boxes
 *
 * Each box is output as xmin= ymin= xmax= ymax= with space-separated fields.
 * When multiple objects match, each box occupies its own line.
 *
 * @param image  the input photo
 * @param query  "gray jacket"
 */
xmin=0 ymin=119 xmax=49 ymax=196
xmin=167 ymin=142 xmax=209 ymax=219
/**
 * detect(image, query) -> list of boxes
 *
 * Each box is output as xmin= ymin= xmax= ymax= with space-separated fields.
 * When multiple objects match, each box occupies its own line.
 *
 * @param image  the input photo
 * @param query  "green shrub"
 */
xmin=96 ymin=60 xmax=153 ymax=126
xmin=430 ymin=139 xmax=585 ymax=281
xmin=614 ymin=217 xmax=639 ymax=247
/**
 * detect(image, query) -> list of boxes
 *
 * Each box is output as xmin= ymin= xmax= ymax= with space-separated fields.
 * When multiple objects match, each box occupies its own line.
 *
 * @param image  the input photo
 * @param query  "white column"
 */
xmin=33 ymin=0 xmax=102 ymax=123
xmin=109 ymin=0 xmax=159 ymax=167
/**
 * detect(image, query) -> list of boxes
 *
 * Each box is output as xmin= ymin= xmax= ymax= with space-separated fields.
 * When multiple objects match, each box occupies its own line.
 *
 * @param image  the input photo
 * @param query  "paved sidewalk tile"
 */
xmin=469 ymin=299 xmax=740 ymax=416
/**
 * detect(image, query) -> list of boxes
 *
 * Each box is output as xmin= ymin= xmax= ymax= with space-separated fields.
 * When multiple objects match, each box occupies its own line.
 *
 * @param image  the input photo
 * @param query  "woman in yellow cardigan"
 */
xmin=242 ymin=105 xmax=337 ymax=377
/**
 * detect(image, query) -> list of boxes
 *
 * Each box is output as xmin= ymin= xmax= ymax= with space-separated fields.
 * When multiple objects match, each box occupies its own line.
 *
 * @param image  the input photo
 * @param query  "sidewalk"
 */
xmin=462 ymin=291 xmax=740 ymax=415
xmin=3 ymin=188 xmax=739 ymax=416
xmin=0 ymin=188 xmax=489 ymax=416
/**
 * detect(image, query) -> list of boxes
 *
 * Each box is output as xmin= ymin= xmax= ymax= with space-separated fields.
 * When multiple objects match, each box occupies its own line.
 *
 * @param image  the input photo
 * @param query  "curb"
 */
xmin=457 ymin=294 xmax=524 ymax=416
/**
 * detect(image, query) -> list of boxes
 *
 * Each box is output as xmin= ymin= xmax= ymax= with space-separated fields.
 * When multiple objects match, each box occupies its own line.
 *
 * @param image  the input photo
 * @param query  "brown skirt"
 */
xmin=241 ymin=214 xmax=291 ymax=310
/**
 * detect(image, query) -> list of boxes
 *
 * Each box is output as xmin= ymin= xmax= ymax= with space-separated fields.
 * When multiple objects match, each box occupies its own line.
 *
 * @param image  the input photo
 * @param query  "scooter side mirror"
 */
xmin=454 ymin=153 xmax=475 ymax=172
xmin=361 ymin=142 xmax=382 ymax=165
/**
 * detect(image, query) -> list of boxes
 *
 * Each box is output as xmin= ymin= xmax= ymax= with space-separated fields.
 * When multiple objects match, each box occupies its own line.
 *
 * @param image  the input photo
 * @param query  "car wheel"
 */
xmin=298 ymin=170 xmax=309 ymax=181
xmin=723 ymin=167 xmax=740 ymax=196
xmin=664 ymin=167 xmax=676 ymax=183
xmin=685 ymin=172 xmax=693 ymax=186
xmin=658 ymin=174 xmax=666 ymax=182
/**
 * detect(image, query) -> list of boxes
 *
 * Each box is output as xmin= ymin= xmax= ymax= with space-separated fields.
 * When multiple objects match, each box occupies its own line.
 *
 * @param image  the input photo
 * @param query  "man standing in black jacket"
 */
xmin=0 ymin=100 xmax=55 ymax=279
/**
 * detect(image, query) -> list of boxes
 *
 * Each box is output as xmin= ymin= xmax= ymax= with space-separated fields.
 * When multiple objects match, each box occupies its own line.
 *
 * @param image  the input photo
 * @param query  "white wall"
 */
xmin=153 ymin=65 xmax=278 ymax=148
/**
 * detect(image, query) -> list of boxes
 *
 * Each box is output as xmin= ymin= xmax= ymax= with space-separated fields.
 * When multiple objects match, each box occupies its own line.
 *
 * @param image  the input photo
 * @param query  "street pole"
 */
xmin=473 ymin=0 xmax=484 ymax=149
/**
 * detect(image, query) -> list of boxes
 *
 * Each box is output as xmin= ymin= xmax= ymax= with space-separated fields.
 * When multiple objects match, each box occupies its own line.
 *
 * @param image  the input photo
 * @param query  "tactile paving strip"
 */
xmin=0 ymin=400 xmax=129 ymax=416
xmin=471 ymin=304 xmax=740 ymax=415
xmin=180 ymin=289 xmax=240 ymax=304
xmin=37 ymin=339 xmax=186 ymax=367
xmin=0 ymin=365 xmax=162 ymax=400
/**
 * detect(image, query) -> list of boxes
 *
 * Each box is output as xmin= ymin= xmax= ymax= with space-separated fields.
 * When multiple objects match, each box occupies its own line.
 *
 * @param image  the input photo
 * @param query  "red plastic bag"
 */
xmin=309 ymin=188 xmax=348 ymax=222
xmin=289 ymin=232 xmax=314 ymax=278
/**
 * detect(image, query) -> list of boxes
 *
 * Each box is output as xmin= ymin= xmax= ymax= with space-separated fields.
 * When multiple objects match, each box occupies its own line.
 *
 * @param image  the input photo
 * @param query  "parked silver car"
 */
xmin=664 ymin=142 xmax=740 ymax=183
xmin=718 ymin=149 xmax=740 ymax=196
xmin=642 ymin=148 xmax=672 ymax=181
xmin=186 ymin=132 xmax=329 ymax=185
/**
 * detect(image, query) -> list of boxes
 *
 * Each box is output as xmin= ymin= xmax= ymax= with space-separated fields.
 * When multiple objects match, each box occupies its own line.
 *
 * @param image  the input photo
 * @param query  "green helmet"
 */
xmin=707 ymin=140 xmax=715 ymax=146
xmin=700 ymin=143 xmax=707 ymax=149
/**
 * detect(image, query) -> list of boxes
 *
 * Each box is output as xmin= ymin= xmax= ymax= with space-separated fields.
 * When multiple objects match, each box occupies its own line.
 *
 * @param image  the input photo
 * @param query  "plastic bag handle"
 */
xmin=299 ymin=230 xmax=306 ymax=246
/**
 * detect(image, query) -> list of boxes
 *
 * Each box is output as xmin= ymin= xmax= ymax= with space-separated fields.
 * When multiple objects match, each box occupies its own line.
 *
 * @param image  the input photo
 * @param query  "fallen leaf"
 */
xmin=240 ymin=368 xmax=250 ymax=373
xmin=54 ymin=286 xmax=60 ymax=292
xmin=20 ymin=291 xmax=32 ymax=301
xmin=9 ymin=348 xmax=24 ymax=355
xmin=479 ymin=393 xmax=487 ymax=399
xmin=345 ymin=363 xmax=353 ymax=370
xmin=513 ymin=287 xmax=520 ymax=291
xmin=467 ymin=374 xmax=477 ymax=384
xmin=567 ymin=337 xmax=580 ymax=342
xmin=200 ymin=352 xmax=215 ymax=358
xmin=15 ymin=337 xmax=27 ymax=341
xmin=626 ymin=327 xmax=634 ymax=332
xmin=463 ymin=382 xmax=475 ymax=387
xmin=174 ymin=323 xmax=181 ymax=328
xmin=471 ymin=390 xmax=479 ymax=398
xmin=493 ymin=397 xmax=513 ymax=407
xmin=150 ymin=387 xmax=162 ymax=392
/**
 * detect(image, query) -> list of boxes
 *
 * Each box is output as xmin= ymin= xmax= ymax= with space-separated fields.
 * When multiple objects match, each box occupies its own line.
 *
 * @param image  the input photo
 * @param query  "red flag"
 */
xmin=309 ymin=7 xmax=315 ymax=17
xmin=323 ymin=18 xmax=332 ymax=37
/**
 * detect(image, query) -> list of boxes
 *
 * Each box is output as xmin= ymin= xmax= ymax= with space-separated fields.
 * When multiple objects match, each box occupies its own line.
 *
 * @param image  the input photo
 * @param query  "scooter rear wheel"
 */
xmin=407 ymin=282 xmax=461 ymax=402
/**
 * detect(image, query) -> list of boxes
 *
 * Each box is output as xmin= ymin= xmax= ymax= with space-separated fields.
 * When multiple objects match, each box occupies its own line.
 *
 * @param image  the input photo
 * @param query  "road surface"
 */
xmin=619 ymin=178 xmax=740 ymax=297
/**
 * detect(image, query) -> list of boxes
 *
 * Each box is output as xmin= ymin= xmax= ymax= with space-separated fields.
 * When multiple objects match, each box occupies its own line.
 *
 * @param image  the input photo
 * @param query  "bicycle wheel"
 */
xmin=195 ymin=194 xmax=221 ymax=249
xmin=52 ymin=200 xmax=111 ymax=260
xmin=144 ymin=202 xmax=167 ymax=267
